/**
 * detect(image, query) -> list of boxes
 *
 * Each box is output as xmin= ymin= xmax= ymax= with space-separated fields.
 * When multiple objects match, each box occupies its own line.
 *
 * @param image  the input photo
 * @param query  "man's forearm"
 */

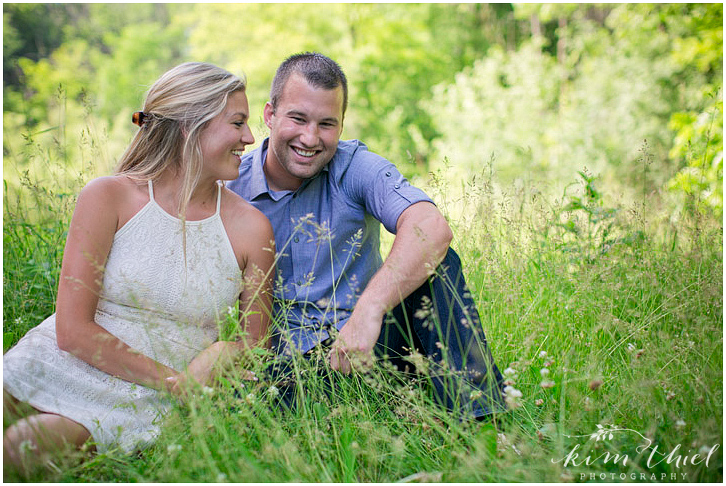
xmin=356 ymin=201 xmax=453 ymax=319
xmin=330 ymin=202 xmax=452 ymax=372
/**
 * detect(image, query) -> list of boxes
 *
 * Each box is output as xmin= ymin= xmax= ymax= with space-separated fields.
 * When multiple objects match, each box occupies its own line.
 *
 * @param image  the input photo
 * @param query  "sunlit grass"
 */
xmin=3 ymin=145 xmax=722 ymax=482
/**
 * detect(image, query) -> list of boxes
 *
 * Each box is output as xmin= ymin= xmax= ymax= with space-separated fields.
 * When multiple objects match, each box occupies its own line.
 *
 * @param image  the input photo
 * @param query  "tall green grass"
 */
xmin=3 ymin=144 xmax=722 ymax=482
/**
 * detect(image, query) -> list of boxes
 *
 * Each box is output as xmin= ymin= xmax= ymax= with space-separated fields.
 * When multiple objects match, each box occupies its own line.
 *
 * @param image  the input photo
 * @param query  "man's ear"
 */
xmin=263 ymin=102 xmax=275 ymax=129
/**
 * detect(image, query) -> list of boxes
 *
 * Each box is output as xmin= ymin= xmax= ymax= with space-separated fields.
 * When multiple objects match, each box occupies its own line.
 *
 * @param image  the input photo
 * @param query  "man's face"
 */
xmin=263 ymin=73 xmax=344 ymax=191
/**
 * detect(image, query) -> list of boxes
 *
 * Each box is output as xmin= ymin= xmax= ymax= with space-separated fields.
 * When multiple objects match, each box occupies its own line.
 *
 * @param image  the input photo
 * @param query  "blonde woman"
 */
xmin=3 ymin=62 xmax=274 ymax=474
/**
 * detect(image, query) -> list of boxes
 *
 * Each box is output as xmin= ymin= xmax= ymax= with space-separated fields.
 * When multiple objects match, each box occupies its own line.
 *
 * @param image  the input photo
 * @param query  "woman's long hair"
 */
xmin=116 ymin=62 xmax=246 ymax=219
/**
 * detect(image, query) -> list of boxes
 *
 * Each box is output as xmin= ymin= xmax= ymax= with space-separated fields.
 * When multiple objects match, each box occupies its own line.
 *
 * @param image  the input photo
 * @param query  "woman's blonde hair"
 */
xmin=116 ymin=62 xmax=246 ymax=217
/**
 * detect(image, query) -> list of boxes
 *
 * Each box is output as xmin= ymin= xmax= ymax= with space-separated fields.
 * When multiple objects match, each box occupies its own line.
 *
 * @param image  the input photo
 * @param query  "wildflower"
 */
xmin=469 ymin=390 xmax=484 ymax=401
xmin=496 ymin=433 xmax=522 ymax=456
xmin=535 ymin=399 xmax=544 ymax=406
xmin=540 ymin=368 xmax=550 ymax=377
xmin=699 ymin=445 xmax=714 ymax=455
xmin=675 ymin=419 xmax=686 ymax=428
xmin=666 ymin=390 xmax=676 ymax=400
xmin=267 ymin=385 xmax=280 ymax=398
xmin=503 ymin=367 xmax=517 ymax=377
xmin=19 ymin=440 xmax=37 ymax=454
xmin=216 ymin=473 xmax=228 ymax=482
xmin=167 ymin=443 xmax=182 ymax=454
xmin=589 ymin=379 xmax=603 ymax=391
xmin=540 ymin=380 xmax=555 ymax=389
xmin=504 ymin=385 xmax=523 ymax=409
xmin=226 ymin=306 xmax=236 ymax=317
xmin=539 ymin=350 xmax=548 ymax=358
xmin=503 ymin=379 xmax=515 ymax=386
xmin=245 ymin=393 xmax=256 ymax=404
xmin=202 ymin=386 xmax=215 ymax=396
xmin=627 ymin=343 xmax=636 ymax=351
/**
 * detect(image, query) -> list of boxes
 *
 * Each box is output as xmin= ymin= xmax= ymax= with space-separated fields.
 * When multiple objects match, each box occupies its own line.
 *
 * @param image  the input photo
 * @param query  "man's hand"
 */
xmin=329 ymin=308 xmax=383 ymax=374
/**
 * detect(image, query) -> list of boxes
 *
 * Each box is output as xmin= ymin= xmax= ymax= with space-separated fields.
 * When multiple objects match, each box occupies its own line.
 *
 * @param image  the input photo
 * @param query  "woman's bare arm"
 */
xmin=55 ymin=177 xmax=179 ymax=393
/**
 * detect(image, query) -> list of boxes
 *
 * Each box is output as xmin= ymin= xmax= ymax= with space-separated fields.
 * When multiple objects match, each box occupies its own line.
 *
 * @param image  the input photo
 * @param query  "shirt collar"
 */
xmin=245 ymin=138 xmax=272 ymax=200
xmin=249 ymin=138 xmax=332 ymax=200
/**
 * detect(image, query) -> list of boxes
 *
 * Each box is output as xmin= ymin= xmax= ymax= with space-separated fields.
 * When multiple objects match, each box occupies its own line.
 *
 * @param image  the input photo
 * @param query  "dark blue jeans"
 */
xmin=262 ymin=248 xmax=505 ymax=420
xmin=374 ymin=247 xmax=505 ymax=418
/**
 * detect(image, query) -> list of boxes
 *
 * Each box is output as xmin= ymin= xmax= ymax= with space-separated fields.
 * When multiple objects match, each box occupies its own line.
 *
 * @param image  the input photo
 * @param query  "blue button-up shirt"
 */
xmin=228 ymin=138 xmax=433 ymax=354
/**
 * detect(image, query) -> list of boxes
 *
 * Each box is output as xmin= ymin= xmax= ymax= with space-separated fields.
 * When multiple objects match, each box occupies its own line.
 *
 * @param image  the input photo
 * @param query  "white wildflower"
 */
xmin=267 ymin=385 xmax=280 ymax=398
xmin=19 ymin=440 xmax=37 ymax=454
xmin=504 ymin=386 xmax=522 ymax=398
xmin=675 ymin=419 xmax=686 ymax=428
xmin=503 ymin=367 xmax=517 ymax=377
xmin=539 ymin=350 xmax=548 ymax=358
xmin=167 ymin=443 xmax=182 ymax=454
xmin=245 ymin=393 xmax=256 ymax=404
xmin=699 ymin=445 xmax=714 ymax=455
xmin=540 ymin=368 xmax=550 ymax=377
xmin=202 ymin=386 xmax=215 ymax=396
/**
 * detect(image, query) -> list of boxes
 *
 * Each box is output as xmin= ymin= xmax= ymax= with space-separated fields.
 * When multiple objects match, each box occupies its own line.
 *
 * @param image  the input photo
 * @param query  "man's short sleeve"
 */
xmin=340 ymin=144 xmax=433 ymax=234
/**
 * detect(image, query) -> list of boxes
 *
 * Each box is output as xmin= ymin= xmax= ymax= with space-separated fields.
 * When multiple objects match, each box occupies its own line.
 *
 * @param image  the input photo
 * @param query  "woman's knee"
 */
xmin=5 ymin=413 xmax=91 ymax=456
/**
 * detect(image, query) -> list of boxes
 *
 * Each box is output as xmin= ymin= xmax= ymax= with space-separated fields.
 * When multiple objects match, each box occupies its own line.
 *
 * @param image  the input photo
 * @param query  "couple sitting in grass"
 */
xmin=3 ymin=53 xmax=504 ymax=477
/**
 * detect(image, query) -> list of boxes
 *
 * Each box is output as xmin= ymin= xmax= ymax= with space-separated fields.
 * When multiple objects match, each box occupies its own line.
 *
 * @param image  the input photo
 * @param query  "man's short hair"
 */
xmin=270 ymin=52 xmax=348 ymax=116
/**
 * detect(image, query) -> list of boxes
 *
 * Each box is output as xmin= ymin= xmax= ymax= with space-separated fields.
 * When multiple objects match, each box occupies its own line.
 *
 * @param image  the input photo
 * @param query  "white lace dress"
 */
xmin=3 ymin=181 xmax=243 ymax=453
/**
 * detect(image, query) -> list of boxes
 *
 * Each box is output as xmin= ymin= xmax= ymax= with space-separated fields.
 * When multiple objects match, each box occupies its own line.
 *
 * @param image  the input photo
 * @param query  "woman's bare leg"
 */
xmin=3 ymin=399 xmax=92 ymax=478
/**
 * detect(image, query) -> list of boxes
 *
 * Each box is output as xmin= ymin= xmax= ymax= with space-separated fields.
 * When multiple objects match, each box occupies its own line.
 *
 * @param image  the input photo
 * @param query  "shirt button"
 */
xmin=394 ymin=183 xmax=400 ymax=189
xmin=385 ymin=171 xmax=391 ymax=177
xmin=294 ymin=236 xmax=300 ymax=243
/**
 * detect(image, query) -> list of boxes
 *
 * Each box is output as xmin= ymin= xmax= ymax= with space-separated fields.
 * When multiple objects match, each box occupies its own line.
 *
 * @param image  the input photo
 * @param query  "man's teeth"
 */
xmin=232 ymin=150 xmax=244 ymax=156
xmin=293 ymin=148 xmax=316 ymax=157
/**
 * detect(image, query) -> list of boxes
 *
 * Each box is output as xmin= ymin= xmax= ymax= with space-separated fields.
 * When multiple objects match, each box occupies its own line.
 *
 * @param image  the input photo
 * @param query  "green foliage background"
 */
xmin=4 ymin=3 xmax=722 ymax=215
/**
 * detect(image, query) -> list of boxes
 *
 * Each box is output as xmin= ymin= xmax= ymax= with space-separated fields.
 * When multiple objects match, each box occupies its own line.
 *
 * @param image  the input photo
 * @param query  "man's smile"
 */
xmin=292 ymin=146 xmax=318 ymax=158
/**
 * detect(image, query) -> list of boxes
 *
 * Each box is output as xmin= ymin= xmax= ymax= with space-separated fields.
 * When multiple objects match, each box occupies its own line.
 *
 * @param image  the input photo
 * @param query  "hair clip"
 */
xmin=132 ymin=111 xmax=148 ymax=127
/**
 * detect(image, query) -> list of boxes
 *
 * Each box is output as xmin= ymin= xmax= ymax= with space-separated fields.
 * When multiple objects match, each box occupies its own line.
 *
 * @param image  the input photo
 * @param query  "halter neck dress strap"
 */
xmin=215 ymin=182 xmax=222 ymax=216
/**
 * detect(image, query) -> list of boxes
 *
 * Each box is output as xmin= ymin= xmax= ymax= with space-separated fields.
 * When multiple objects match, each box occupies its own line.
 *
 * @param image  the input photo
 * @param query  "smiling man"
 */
xmin=228 ymin=52 xmax=504 ymax=420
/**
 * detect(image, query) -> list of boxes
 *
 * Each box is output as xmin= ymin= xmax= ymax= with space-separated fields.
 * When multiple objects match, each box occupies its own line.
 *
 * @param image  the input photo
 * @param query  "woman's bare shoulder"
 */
xmin=78 ymin=175 xmax=145 ymax=199
xmin=219 ymin=187 xmax=275 ymax=257
xmin=76 ymin=176 xmax=149 ymax=229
